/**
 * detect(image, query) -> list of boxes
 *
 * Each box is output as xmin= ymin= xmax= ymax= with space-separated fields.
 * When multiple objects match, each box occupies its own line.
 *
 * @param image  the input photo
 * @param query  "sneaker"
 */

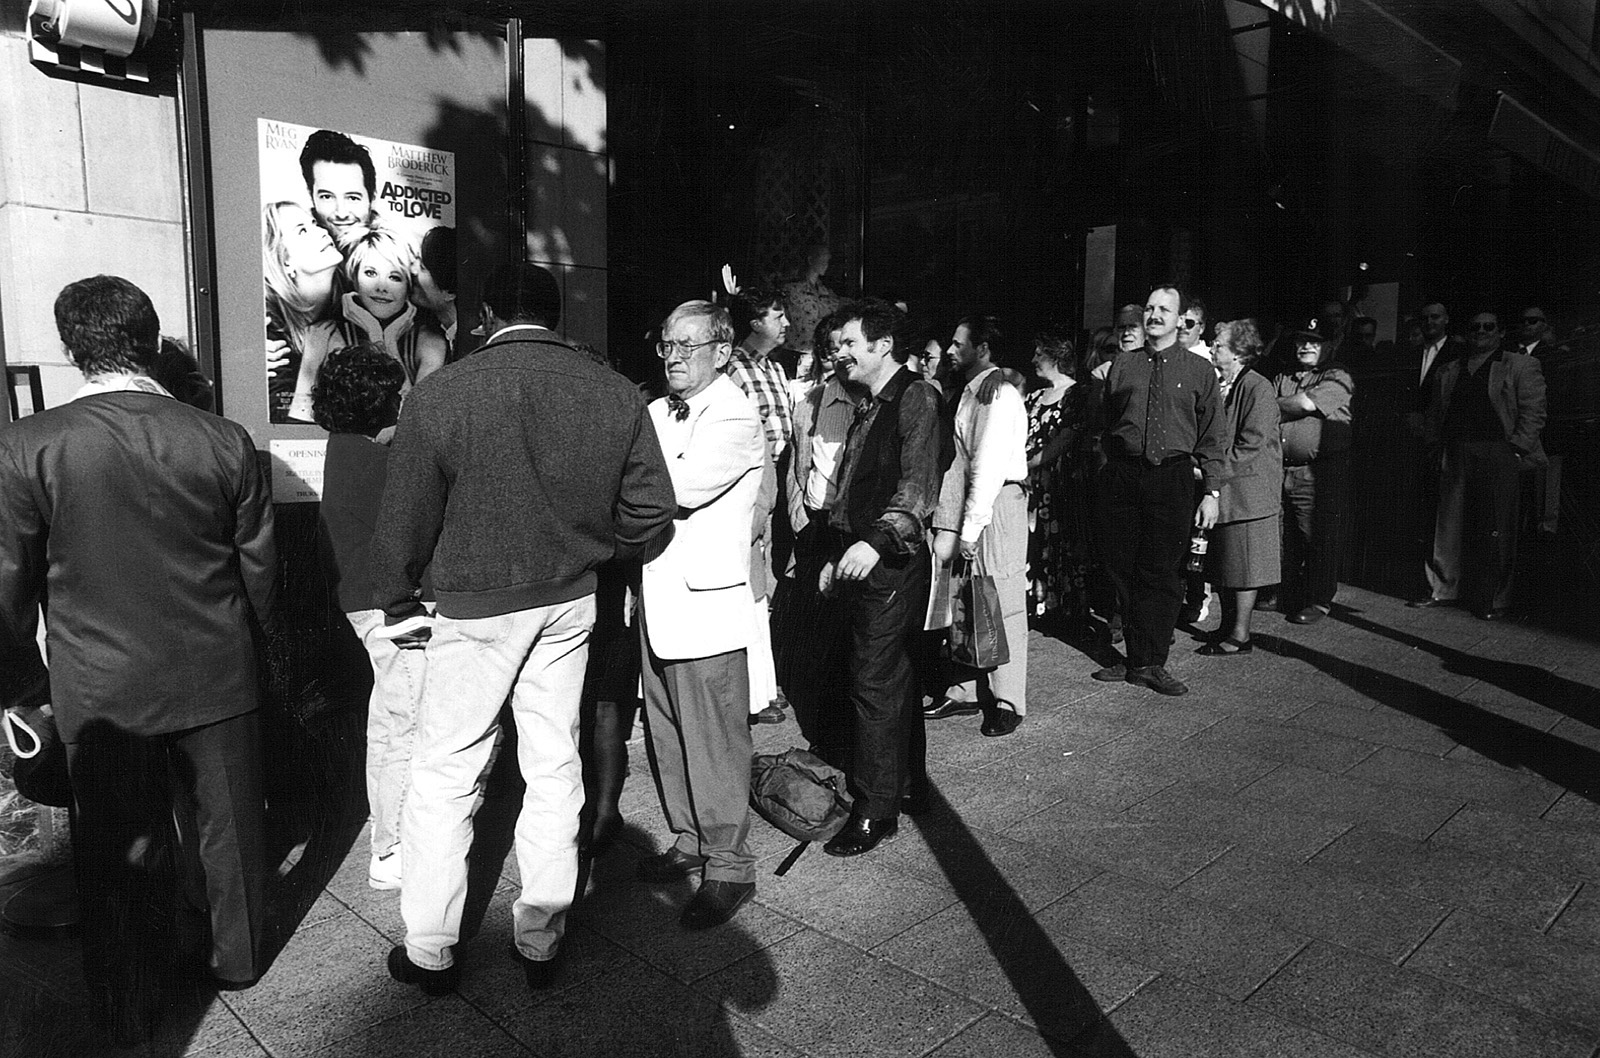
xmin=369 ymin=851 xmax=402 ymax=891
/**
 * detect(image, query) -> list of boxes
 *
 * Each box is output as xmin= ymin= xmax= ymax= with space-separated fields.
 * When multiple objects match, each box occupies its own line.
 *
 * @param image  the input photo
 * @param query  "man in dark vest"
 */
xmin=819 ymin=299 xmax=949 ymax=856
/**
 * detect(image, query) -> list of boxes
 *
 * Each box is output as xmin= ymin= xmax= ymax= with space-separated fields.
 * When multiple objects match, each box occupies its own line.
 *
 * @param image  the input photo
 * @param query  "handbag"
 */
xmin=947 ymin=550 xmax=1010 ymax=670
xmin=4 ymin=705 xmax=74 ymax=808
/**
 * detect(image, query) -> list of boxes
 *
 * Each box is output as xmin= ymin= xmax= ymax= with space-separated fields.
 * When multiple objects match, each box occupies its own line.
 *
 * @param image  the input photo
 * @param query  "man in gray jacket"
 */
xmin=1415 ymin=309 xmax=1546 ymax=619
xmin=373 ymin=263 xmax=675 ymax=994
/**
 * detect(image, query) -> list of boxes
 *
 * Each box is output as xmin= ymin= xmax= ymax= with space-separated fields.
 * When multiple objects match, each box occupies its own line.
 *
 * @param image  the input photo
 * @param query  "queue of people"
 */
xmin=0 ymin=263 xmax=1549 ymax=1042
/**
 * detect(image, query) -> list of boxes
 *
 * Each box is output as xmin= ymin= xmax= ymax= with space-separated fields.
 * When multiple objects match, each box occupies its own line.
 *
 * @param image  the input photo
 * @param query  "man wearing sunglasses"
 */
xmin=1517 ymin=306 xmax=1556 ymax=360
xmin=1414 ymin=311 xmax=1547 ymax=619
xmin=1177 ymin=298 xmax=1212 ymax=362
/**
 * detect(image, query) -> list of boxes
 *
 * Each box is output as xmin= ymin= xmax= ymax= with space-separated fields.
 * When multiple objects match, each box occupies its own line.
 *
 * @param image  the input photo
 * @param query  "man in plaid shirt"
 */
xmin=725 ymin=285 xmax=795 ymax=457
xmin=724 ymin=285 xmax=795 ymax=725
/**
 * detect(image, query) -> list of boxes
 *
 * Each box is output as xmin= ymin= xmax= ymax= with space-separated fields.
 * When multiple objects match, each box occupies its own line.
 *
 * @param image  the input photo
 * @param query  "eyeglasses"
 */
xmin=1467 ymin=322 xmax=1499 ymax=332
xmin=655 ymin=338 xmax=724 ymax=360
xmin=1522 ymin=316 xmax=1546 ymax=324
xmin=1177 ymin=320 xmax=1200 ymax=330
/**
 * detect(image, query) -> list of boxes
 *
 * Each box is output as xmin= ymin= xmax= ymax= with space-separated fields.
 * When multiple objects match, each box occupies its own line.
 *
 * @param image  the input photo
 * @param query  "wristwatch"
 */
xmin=1206 ymin=490 xmax=1220 ymax=498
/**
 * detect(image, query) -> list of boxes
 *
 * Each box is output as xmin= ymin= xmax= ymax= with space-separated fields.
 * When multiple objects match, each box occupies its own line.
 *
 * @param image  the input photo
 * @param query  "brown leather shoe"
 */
xmin=680 ymin=880 xmax=755 ymax=930
xmin=1091 ymin=663 xmax=1128 ymax=682
xmin=636 ymin=848 xmax=707 ymax=883
xmin=1126 ymin=665 xmax=1189 ymax=696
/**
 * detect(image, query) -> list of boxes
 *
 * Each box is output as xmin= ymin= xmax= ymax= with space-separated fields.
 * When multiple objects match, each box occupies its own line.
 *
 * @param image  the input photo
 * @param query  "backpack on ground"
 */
xmin=749 ymin=748 xmax=853 ymax=873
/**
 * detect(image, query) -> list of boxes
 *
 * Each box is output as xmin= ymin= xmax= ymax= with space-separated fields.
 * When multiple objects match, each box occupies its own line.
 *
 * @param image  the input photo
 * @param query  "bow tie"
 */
xmin=666 ymin=395 xmax=690 ymax=421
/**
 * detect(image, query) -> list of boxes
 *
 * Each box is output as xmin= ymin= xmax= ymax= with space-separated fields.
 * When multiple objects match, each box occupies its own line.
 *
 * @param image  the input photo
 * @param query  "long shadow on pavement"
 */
xmin=913 ymin=782 xmax=1138 ymax=1055
xmin=1329 ymin=608 xmax=1600 ymax=730
xmin=1257 ymin=633 xmax=1600 ymax=803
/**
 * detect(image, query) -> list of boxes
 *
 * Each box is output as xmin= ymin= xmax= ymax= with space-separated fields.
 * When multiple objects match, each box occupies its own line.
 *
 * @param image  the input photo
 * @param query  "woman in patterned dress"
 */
xmin=1024 ymin=333 xmax=1094 ymax=627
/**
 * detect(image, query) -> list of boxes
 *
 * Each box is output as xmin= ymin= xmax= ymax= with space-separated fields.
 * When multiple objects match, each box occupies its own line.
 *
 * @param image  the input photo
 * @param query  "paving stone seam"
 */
xmin=1390 ymin=906 xmax=1453 ymax=966
xmin=202 ymin=994 xmax=270 ymax=1058
xmin=701 ymin=935 xmax=992 ymax=1051
xmin=322 ymin=886 xmax=405 ymax=947
xmin=302 ymin=995 xmax=533 ymax=1058
xmin=982 ymin=1004 xmax=1120 ymax=1052
xmin=1239 ymin=937 xmax=1585 ymax=1054
xmin=621 ymin=900 xmax=813 ymax=985
xmin=1542 ymin=881 xmax=1587 ymax=935
xmin=746 ymin=894 xmax=961 ymax=965
xmin=1418 ymin=798 xmax=1470 ymax=843
xmin=1385 ymin=909 xmax=1600 ymax=1041
xmin=1120 ymin=970 xmax=1392 ymax=1058
xmin=866 ymin=942 xmax=1118 ymax=1053
xmin=908 ymin=1009 xmax=991 ymax=1057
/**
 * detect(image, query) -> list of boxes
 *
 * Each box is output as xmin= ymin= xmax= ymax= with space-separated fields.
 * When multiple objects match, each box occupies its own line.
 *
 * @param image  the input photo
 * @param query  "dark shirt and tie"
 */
xmin=1097 ymin=342 xmax=1227 ymax=672
xmin=1102 ymin=343 xmax=1227 ymax=487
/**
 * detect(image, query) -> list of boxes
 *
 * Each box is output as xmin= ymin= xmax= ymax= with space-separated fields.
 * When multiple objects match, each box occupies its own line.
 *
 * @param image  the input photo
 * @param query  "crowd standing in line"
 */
xmin=0 ymin=258 xmax=1553 ymax=1039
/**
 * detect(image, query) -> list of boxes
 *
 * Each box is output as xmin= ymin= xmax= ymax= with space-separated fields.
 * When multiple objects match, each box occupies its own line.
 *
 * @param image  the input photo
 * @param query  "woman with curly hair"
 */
xmin=313 ymin=342 xmax=429 ymax=891
xmin=1198 ymin=319 xmax=1282 ymax=655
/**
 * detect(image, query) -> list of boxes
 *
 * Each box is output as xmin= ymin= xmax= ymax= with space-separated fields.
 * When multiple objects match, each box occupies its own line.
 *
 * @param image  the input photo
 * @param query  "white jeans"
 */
xmin=401 ymin=596 xmax=595 ymax=969
xmin=345 ymin=608 xmax=425 ymax=859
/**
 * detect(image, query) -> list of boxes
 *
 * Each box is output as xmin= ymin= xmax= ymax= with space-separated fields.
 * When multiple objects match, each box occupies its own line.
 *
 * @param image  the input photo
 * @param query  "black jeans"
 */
xmin=841 ymin=543 xmax=931 ymax=819
xmin=1281 ymin=451 xmax=1351 ymax=612
xmin=1096 ymin=456 xmax=1193 ymax=668
xmin=774 ymin=516 xmax=855 ymax=763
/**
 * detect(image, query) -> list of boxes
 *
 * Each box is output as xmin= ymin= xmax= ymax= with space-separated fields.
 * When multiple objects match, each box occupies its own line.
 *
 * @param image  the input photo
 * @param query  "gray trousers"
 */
xmin=639 ymin=604 xmax=755 ymax=884
xmin=1426 ymin=440 xmax=1522 ymax=611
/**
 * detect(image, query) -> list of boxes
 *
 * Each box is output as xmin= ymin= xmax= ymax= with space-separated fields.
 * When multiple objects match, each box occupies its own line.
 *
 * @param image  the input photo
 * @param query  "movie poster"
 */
xmin=258 ymin=118 xmax=456 ymax=425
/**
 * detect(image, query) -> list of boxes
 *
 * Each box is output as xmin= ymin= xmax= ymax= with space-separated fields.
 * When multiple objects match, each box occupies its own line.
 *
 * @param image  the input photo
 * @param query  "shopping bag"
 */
xmin=923 ymin=548 xmax=954 ymax=631
xmin=947 ymin=553 xmax=1010 ymax=670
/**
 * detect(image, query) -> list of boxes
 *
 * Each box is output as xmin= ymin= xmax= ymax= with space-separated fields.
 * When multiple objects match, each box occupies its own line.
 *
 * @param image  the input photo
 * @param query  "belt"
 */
xmin=1110 ymin=453 xmax=1191 ymax=468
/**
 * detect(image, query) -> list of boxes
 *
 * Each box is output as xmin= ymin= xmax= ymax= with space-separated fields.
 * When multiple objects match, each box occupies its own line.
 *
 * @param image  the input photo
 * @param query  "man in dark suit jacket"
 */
xmin=1413 ymin=309 xmax=1547 ymax=618
xmin=1407 ymin=301 xmax=1466 ymax=420
xmin=0 ymin=277 xmax=277 ymax=1033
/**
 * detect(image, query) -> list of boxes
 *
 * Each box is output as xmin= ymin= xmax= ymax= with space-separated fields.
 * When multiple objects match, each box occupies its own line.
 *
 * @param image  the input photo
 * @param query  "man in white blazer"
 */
xmin=637 ymin=300 xmax=767 ymax=929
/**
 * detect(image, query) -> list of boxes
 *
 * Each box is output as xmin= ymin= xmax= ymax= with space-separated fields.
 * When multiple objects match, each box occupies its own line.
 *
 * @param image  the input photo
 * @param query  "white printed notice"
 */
xmin=268 ymin=439 xmax=328 ymax=504
xmin=258 ymin=118 xmax=456 ymax=425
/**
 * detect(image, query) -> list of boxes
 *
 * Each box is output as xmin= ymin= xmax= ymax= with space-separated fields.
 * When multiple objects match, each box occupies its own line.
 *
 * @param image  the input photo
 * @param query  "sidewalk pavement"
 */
xmin=2 ymin=583 xmax=1598 ymax=1057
